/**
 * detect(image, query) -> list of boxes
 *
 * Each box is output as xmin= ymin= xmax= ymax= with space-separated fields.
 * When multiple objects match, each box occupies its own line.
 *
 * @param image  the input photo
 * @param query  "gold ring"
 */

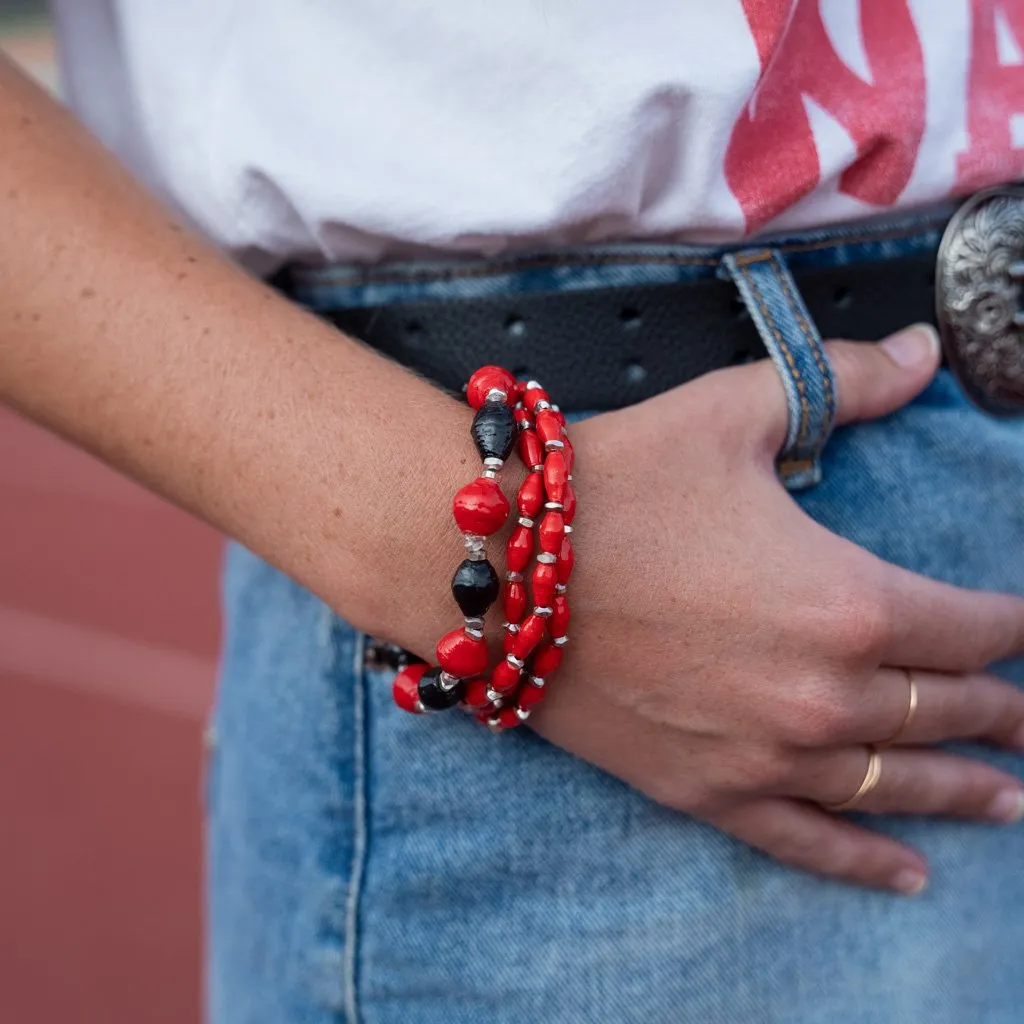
xmin=826 ymin=748 xmax=883 ymax=812
xmin=878 ymin=668 xmax=919 ymax=748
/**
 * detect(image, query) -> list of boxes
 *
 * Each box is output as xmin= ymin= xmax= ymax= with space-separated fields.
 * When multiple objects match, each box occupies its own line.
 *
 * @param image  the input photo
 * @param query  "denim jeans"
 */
xmin=207 ymin=207 xmax=1024 ymax=1024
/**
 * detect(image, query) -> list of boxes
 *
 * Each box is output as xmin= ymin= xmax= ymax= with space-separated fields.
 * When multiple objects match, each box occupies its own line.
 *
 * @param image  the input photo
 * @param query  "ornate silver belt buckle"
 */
xmin=936 ymin=186 xmax=1024 ymax=416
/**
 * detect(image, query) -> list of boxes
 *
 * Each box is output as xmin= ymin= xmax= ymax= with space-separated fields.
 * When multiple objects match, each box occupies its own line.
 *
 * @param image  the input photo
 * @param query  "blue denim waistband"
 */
xmin=285 ymin=204 xmax=953 ymax=310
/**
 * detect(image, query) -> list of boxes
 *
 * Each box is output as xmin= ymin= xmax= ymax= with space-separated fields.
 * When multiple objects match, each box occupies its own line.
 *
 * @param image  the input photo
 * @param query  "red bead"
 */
xmin=514 ymin=406 xmax=533 ymax=431
xmin=532 ymin=641 xmax=563 ymax=678
xmin=539 ymin=511 xmax=564 ymax=554
xmin=503 ymin=628 xmax=519 ymax=656
xmin=466 ymin=366 xmax=516 ymax=409
xmin=518 ymin=683 xmax=547 ymax=712
xmin=511 ymin=613 xmax=546 ymax=659
xmin=562 ymin=440 xmax=575 ymax=474
xmin=497 ymin=706 xmax=525 ymax=728
xmin=535 ymin=409 xmax=563 ymax=447
xmin=503 ymin=580 xmax=527 ymax=622
xmin=551 ymin=407 xmax=566 ymax=427
xmin=491 ymin=658 xmax=522 ymax=694
xmin=543 ymin=450 xmax=568 ymax=503
xmin=518 ymin=428 xmax=543 ymax=469
xmin=516 ymin=472 xmax=544 ymax=518
xmin=392 ymin=663 xmax=428 ymax=714
xmin=436 ymin=628 xmax=489 ymax=677
xmin=511 ymin=380 xmax=526 ymax=403
xmin=563 ymin=481 xmax=576 ymax=525
xmin=557 ymin=537 xmax=574 ymax=584
xmin=506 ymin=523 xmax=533 ymax=573
xmin=551 ymin=594 xmax=570 ymax=637
xmin=463 ymin=676 xmax=494 ymax=710
xmin=453 ymin=477 xmax=510 ymax=536
xmin=522 ymin=385 xmax=550 ymax=414
xmin=532 ymin=561 xmax=557 ymax=608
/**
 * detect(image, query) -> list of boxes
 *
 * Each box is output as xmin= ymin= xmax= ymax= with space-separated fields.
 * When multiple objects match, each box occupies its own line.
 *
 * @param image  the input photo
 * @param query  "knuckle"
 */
xmin=775 ymin=686 xmax=853 ymax=747
xmin=709 ymin=747 xmax=792 ymax=795
xmin=831 ymin=584 xmax=892 ymax=663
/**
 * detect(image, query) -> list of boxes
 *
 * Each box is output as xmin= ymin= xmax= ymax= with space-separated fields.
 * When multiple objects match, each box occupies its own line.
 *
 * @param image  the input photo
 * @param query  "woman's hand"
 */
xmin=531 ymin=325 xmax=1024 ymax=895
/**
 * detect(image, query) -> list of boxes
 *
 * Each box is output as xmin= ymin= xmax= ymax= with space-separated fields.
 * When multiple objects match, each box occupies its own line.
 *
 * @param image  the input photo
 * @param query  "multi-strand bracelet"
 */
xmin=392 ymin=365 xmax=575 ymax=730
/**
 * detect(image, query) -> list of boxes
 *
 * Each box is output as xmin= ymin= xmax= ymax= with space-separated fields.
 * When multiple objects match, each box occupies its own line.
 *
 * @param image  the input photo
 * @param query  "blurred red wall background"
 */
xmin=0 ymin=406 xmax=221 ymax=1024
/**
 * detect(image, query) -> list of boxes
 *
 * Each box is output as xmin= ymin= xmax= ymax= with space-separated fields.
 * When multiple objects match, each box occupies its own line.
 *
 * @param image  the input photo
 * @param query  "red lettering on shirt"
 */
xmin=726 ymin=0 xmax=926 ymax=233
xmin=957 ymin=1 xmax=1024 ymax=191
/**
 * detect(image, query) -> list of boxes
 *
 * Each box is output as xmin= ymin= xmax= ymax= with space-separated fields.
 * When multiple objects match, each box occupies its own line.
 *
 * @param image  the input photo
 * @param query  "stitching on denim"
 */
xmin=778 ymin=457 xmax=815 ymax=477
xmin=343 ymin=630 xmax=368 ymax=1024
xmin=771 ymin=251 xmax=836 ymax=436
xmin=736 ymin=258 xmax=811 ymax=455
xmin=294 ymin=223 xmax=945 ymax=291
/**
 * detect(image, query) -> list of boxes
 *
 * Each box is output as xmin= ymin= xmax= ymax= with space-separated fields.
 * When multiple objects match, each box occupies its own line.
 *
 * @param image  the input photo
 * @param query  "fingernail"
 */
xmin=881 ymin=323 xmax=941 ymax=368
xmin=891 ymin=868 xmax=928 ymax=896
xmin=987 ymin=789 xmax=1024 ymax=823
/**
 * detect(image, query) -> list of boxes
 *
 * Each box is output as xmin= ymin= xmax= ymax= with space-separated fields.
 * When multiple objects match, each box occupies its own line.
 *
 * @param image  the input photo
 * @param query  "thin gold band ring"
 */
xmin=826 ymin=748 xmax=883 ymax=812
xmin=878 ymin=668 xmax=919 ymax=748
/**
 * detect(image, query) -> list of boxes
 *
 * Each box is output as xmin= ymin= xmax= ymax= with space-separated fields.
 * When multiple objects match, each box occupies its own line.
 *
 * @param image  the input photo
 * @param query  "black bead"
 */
xmin=450 ymin=558 xmax=500 ymax=617
xmin=471 ymin=402 xmax=516 ymax=462
xmin=417 ymin=666 xmax=465 ymax=711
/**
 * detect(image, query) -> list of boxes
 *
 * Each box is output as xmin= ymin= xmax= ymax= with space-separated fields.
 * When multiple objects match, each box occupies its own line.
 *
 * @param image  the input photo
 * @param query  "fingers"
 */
xmin=858 ymin=668 xmax=1024 ymax=750
xmin=738 ymin=324 xmax=940 ymax=454
xmin=880 ymin=564 xmax=1024 ymax=671
xmin=826 ymin=325 xmax=942 ymax=427
xmin=794 ymin=747 xmax=1024 ymax=824
xmin=710 ymin=797 xmax=929 ymax=895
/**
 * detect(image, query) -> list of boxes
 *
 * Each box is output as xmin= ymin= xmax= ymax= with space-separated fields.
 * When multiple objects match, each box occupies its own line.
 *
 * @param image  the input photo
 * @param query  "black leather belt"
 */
xmin=278 ymin=190 xmax=1024 ymax=415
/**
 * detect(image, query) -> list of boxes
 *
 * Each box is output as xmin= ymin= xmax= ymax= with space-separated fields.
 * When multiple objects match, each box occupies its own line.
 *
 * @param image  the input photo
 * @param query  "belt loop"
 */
xmin=721 ymin=248 xmax=837 ymax=490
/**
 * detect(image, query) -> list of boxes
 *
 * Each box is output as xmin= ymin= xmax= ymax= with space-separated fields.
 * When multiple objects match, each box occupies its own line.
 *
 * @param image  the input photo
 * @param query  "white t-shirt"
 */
xmin=52 ymin=0 xmax=1024 ymax=270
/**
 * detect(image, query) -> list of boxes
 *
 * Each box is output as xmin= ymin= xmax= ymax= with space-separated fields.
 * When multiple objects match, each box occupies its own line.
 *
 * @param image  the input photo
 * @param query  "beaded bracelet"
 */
xmin=393 ymin=366 xmax=574 ymax=730
xmin=464 ymin=381 xmax=575 ymax=729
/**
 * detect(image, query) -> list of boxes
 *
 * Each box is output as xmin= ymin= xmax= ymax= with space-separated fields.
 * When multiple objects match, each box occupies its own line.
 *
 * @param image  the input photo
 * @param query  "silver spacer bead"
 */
xmin=544 ymin=439 xmax=565 ymax=451
xmin=526 ymin=379 xmax=542 ymax=391
xmin=567 ymin=474 xmax=574 ymax=482
xmin=506 ymin=653 xmax=525 ymax=669
xmin=551 ymin=404 xmax=561 ymax=413
xmin=463 ymin=533 xmax=487 ymax=560
xmin=464 ymin=616 xmax=484 ymax=630
xmin=439 ymin=671 xmax=461 ymax=691
xmin=529 ymin=675 xmax=546 ymax=688
xmin=553 ymin=635 xmax=569 ymax=647
xmin=563 ymin=525 xmax=574 ymax=535
xmin=483 ymin=457 xmax=504 ymax=471
xmin=463 ymin=626 xmax=484 ymax=640
xmin=534 ymin=400 xmax=552 ymax=412
xmin=533 ymin=606 xmax=553 ymax=617
xmin=503 ymin=621 xmax=520 ymax=634
xmin=517 ymin=516 xmax=535 ymax=528
xmin=515 ymin=707 xmax=531 ymax=722
xmin=485 ymin=687 xmax=503 ymax=704
xmin=554 ymin=583 xmax=568 ymax=594
xmin=481 ymin=468 xmax=500 ymax=480
xmin=506 ymin=570 xmax=524 ymax=583
xmin=414 ymin=699 xmax=426 ymax=713
xmin=485 ymin=387 xmax=508 ymax=404
xmin=530 ymin=464 xmax=544 ymax=473
xmin=544 ymin=501 xmax=564 ymax=511
xmin=486 ymin=716 xmax=503 ymax=730
xmin=536 ymin=552 xmax=557 ymax=564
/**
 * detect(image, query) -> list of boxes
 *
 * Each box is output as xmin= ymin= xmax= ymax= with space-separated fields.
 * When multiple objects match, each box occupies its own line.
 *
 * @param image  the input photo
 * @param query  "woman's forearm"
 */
xmin=0 ymin=55 xmax=465 ymax=649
